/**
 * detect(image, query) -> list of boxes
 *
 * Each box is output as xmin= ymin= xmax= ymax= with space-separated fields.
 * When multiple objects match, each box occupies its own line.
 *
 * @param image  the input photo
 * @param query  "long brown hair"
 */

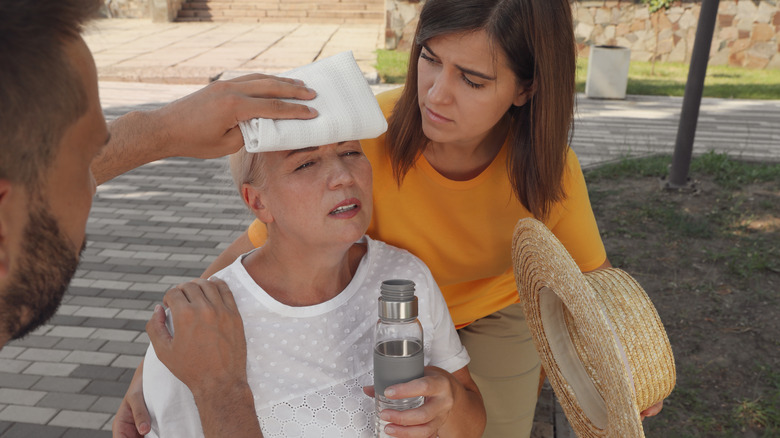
xmin=385 ymin=0 xmax=576 ymax=220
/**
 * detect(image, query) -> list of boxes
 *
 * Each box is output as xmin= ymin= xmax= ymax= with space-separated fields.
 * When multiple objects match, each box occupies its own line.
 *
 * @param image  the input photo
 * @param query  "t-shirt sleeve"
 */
xmin=247 ymin=219 xmax=268 ymax=248
xmin=550 ymin=149 xmax=607 ymax=272
xmin=417 ymin=259 xmax=471 ymax=373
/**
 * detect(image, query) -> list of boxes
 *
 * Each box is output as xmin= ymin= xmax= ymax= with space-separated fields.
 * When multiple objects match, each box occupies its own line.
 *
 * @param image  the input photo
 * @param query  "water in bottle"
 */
xmin=373 ymin=279 xmax=424 ymax=437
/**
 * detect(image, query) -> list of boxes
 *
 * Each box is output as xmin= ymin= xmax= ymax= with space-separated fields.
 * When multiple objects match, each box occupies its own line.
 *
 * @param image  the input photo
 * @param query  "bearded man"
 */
xmin=0 ymin=1 xmax=316 ymax=435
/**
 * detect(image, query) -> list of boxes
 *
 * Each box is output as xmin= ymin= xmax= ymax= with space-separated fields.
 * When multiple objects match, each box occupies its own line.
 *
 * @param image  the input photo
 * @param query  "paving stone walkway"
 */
xmin=1 ymin=17 xmax=778 ymax=438
xmin=84 ymin=18 xmax=383 ymax=84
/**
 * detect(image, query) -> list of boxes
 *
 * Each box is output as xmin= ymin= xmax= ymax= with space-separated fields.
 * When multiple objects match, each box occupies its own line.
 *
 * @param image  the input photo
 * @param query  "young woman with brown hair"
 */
xmin=243 ymin=1 xmax=606 ymax=434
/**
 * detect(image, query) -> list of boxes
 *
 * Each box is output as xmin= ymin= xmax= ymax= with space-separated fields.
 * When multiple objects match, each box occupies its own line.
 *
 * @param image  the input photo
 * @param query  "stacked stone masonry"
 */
xmin=104 ymin=0 xmax=149 ymax=18
xmin=574 ymin=0 xmax=780 ymax=69
xmin=386 ymin=0 xmax=423 ymax=49
xmin=387 ymin=0 xmax=779 ymax=68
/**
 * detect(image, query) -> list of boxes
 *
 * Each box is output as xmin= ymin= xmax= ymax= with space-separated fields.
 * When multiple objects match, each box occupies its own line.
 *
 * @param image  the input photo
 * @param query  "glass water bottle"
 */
xmin=373 ymin=279 xmax=424 ymax=437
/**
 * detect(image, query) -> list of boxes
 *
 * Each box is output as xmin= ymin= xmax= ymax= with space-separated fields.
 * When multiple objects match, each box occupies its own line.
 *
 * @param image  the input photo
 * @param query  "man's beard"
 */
xmin=1 ymin=198 xmax=84 ymax=340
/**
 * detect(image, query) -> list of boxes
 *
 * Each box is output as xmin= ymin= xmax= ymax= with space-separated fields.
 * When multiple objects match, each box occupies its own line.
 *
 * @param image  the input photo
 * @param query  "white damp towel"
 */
xmin=238 ymin=51 xmax=388 ymax=153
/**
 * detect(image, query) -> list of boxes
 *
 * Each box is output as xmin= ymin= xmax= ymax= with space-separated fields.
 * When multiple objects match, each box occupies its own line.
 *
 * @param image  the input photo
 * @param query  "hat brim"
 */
xmin=512 ymin=218 xmax=647 ymax=437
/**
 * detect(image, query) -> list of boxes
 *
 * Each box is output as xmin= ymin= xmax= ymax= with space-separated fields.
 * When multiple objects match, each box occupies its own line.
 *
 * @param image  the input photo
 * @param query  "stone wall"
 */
xmin=150 ymin=0 xmax=185 ymax=22
xmin=574 ymin=0 xmax=780 ymax=69
xmin=104 ymin=0 xmax=148 ymax=18
xmin=105 ymin=0 xmax=184 ymax=20
xmin=386 ymin=0 xmax=423 ymax=50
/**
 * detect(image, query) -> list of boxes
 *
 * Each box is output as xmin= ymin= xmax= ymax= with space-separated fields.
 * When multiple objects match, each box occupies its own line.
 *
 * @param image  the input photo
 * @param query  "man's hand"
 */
xmin=146 ymin=278 xmax=248 ymax=394
xmin=151 ymin=74 xmax=318 ymax=160
xmin=145 ymin=278 xmax=263 ymax=437
xmin=95 ymin=74 xmax=317 ymax=185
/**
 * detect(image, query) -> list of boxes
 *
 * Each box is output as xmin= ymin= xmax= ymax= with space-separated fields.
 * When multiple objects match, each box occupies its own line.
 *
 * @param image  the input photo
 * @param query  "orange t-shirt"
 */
xmin=248 ymin=87 xmax=606 ymax=328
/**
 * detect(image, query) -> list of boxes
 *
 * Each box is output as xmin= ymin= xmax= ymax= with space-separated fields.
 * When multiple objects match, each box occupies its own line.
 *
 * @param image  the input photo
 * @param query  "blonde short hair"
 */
xmin=228 ymin=148 xmax=267 ymax=197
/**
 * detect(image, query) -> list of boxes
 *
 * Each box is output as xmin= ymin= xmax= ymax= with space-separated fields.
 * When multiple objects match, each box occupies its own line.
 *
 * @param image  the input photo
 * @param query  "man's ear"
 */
xmin=0 ymin=180 xmax=13 ymax=279
xmin=242 ymin=184 xmax=273 ymax=224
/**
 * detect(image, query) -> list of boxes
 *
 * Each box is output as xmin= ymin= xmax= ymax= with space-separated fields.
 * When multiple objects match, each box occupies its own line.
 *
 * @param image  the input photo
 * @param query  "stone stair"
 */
xmin=176 ymin=0 xmax=385 ymax=24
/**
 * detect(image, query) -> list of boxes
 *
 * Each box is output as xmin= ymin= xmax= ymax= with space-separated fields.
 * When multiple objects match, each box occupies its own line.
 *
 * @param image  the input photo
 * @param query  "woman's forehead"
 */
xmin=282 ymin=141 xmax=362 ymax=158
xmin=427 ymin=31 xmax=505 ymax=59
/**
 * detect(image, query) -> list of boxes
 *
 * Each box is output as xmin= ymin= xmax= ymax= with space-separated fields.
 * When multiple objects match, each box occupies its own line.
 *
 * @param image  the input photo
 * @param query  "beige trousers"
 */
xmin=458 ymin=302 xmax=541 ymax=438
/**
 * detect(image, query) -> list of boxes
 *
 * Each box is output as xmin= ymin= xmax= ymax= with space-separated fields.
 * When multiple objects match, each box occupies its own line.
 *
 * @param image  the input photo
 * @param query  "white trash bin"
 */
xmin=585 ymin=45 xmax=631 ymax=99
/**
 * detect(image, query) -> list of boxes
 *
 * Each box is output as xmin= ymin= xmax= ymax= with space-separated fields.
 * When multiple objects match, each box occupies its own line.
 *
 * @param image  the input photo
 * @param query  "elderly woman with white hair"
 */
xmin=140 ymin=138 xmax=486 ymax=437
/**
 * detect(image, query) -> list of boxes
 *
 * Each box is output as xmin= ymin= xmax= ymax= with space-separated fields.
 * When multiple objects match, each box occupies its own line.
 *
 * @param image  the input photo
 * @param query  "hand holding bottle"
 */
xmin=371 ymin=279 xmax=486 ymax=437
xmin=374 ymin=280 xmax=425 ymax=437
xmin=370 ymin=365 xmax=477 ymax=438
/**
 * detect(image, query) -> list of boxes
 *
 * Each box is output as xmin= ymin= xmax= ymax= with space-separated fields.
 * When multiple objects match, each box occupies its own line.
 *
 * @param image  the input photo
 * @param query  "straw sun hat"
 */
xmin=511 ymin=218 xmax=676 ymax=437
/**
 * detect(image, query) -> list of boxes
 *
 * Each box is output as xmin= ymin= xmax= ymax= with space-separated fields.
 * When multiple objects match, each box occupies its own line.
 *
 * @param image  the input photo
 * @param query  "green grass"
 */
xmin=587 ymin=152 xmax=780 ymax=276
xmin=375 ymin=49 xmax=410 ymax=84
xmin=705 ymin=243 xmax=780 ymax=278
xmin=644 ymin=204 xmax=715 ymax=239
xmin=733 ymin=365 xmax=780 ymax=435
xmin=584 ymin=154 xmax=670 ymax=182
xmin=691 ymin=151 xmax=780 ymax=189
xmin=375 ymin=49 xmax=780 ymax=99
xmin=576 ymin=57 xmax=780 ymax=100
xmin=586 ymin=151 xmax=780 ymax=188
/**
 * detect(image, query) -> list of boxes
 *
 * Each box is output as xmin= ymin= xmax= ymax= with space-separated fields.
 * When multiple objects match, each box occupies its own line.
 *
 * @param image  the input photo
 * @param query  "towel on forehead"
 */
xmin=238 ymin=51 xmax=388 ymax=153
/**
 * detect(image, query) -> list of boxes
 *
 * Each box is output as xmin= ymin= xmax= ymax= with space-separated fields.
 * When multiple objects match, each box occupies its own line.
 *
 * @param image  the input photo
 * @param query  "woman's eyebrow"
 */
xmin=422 ymin=44 xmax=496 ymax=81
xmin=285 ymin=146 xmax=318 ymax=158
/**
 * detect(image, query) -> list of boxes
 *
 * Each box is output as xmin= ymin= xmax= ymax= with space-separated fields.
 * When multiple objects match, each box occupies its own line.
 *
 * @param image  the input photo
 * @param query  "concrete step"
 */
xmin=176 ymin=0 xmax=384 ymax=23
xmin=177 ymin=10 xmax=383 ymax=23
xmin=181 ymin=4 xmax=381 ymax=12
xmin=181 ymin=0 xmax=384 ymax=9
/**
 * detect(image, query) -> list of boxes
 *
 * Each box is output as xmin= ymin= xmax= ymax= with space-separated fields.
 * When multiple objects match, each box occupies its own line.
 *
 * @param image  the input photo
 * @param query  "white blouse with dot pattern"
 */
xmin=143 ymin=236 xmax=470 ymax=437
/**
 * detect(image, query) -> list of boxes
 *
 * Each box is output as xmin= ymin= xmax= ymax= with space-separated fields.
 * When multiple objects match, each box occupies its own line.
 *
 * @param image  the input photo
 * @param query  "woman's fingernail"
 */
xmin=139 ymin=422 xmax=150 ymax=433
xmin=308 ymin=107 xmax=318 ymax=115
xmin=384 ymin=388 xmax=395 ymax=397
xmin=384 ymin=425 xmax=395 ymax=435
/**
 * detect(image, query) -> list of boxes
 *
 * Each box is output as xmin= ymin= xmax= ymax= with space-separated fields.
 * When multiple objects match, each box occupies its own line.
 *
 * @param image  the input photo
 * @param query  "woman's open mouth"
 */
xmin=329 ymin=199 xmax=361 ymax=218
